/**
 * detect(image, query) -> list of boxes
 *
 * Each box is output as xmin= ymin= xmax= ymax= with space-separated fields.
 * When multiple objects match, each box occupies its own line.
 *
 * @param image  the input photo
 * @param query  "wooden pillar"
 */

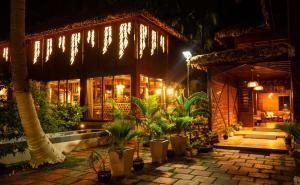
xmin=289 ymin=0 xmax=300 ymax=121
xmin=80 ymin=77 xmax=86 ymax=107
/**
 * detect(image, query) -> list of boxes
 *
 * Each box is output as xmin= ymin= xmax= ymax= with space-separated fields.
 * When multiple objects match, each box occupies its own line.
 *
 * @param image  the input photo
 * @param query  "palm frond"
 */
xmin=184 ymin=91 xmax=208 ymax=111
xmin=190 ymin=106 xmax=211 ymax=118
xmin=131 ymin=96 xmax=147 ymax=116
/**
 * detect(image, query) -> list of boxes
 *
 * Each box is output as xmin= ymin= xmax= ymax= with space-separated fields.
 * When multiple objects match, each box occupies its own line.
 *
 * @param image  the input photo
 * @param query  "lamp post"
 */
xmin=182 ymin=51 xmax=192 ymax=97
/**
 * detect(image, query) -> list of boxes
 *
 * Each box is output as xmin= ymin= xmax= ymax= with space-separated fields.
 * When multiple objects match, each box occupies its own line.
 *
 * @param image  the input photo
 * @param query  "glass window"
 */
xmin=114 ymin=75 xmax=131 ymax=103
xmin=86 ymin=77 xmax=102 ymax=120
xmin=48 ymin=79 xmax=80 ymax=105
xmin=279 ymin=96 xmax=290 ymax=110
xmin=48 ymin=81 xmax=59 ymax=104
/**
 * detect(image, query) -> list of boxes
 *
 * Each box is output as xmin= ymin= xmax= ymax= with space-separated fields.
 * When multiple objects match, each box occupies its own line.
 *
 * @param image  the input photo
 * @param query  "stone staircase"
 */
xmin=214 ymin=127 xmax=288 ymax=154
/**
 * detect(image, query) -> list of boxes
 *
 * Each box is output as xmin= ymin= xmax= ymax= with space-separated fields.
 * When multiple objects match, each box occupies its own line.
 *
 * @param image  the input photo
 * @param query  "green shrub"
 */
xmin=51 ymin=103 xmax=86 ymax=130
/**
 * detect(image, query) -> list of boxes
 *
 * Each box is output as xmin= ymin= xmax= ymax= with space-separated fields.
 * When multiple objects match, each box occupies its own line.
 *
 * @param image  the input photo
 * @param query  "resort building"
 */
xmin=0 ymin=12 xmax=188 ymax=121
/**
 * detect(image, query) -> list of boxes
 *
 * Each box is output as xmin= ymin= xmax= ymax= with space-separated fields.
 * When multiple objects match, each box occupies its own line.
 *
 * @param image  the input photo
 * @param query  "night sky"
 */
xmin=0 ymin=0 xmax=286 ymax=42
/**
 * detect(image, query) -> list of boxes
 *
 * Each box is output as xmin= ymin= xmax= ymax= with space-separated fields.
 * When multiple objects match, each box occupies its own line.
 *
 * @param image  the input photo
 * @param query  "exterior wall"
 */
xmin=0 ymin=15 xmax=187 ymax=122
xmin=209 ymin=72 xmax=238 ymax=139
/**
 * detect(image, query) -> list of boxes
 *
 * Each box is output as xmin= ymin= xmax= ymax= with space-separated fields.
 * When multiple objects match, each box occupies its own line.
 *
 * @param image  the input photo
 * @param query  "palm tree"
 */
xmin=10 ymin=0 xmax=65 ymax=167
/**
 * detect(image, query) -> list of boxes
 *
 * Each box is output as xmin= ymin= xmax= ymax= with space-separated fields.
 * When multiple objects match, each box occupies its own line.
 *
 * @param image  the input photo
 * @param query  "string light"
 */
xmin=151 ymin=30 xmax=157 ymax=56
xmin=119 ymin=22 xmax=131 ymax=59
xmin=70 ymin=32 xmax=81 ymax=65
xmin=87 ymin=30 xmax=95 ymax=48
xmin=160 ymin=35 xmax=165 ymax=53
xmin=33 ymin=41 xmax=40 ymax=64
xmin=103 ymin=26 xmax=112 ymax=54
xmin=46 ymin=38 xmax=52 ymax=62
xmin=58 ymin=36 xmax=65 ymax=52
xmin=2 ymin=47 xmax=8 ymax=61
xmin=139 ymin=24 xmax=147 ymax=59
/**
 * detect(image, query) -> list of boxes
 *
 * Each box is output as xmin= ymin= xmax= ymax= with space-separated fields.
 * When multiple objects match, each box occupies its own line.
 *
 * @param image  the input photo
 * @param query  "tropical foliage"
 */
xmin=131 ymin=95 xmax=172 ymax=139
xmin=106 ymin=99 xmax=141 ymax=151
xmin=168 ymin=91 xmax=209 ymax=135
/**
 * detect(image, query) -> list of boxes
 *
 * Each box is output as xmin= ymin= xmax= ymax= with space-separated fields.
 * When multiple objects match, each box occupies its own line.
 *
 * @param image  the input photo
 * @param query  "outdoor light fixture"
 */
xmin=182 ymin=51 xmax=192 ymax=60
xmin=247 ymin=67 xmax=258 ymax=88
xmin=182 ymin=50 xmax=192 ymax=97
xmin=80 ymin=123 xmax=85 ymax=129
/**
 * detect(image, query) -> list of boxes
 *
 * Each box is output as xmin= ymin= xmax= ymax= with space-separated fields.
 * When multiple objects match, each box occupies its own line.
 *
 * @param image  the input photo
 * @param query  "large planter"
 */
xmin=170 ymin=135 xmax=187 ymax=156
xmin=108 ymin=147 xmax=134 ymax=177
xmin=150 ymin=139 xmax=169 ymax=163
xmin=294 ymin=143 xmax=300 ymax=169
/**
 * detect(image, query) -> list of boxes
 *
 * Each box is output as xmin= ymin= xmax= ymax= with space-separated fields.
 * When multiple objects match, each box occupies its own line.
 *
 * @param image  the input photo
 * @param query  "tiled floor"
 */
xmin=0 ymin=147 xmax=295 ymax=185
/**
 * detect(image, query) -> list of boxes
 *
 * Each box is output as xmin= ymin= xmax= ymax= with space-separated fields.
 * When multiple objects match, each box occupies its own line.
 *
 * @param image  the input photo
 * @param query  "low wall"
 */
xmin=0 ymin=129 xmax=111 ymax=165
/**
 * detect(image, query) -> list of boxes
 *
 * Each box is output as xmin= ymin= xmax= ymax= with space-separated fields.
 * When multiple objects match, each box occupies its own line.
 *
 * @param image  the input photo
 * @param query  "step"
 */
xmin=243 ymin=134 xmax=277 ymax=140
xmin=234 ymin=130 xmax=286 ymax=138
xmin=214 ymin=144 xmax=288 ymax=154
xmin=253 ymin=127 xmax=282 ymax=132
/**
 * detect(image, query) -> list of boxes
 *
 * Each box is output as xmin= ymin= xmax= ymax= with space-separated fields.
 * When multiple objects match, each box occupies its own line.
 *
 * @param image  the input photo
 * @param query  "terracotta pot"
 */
xmin=108 ymin=147 xmax=134 ymax=177
xmin=150 ymin=139 xmax=169 ymax=163
xmin=170 ymin=135 xmax=187 ymax=156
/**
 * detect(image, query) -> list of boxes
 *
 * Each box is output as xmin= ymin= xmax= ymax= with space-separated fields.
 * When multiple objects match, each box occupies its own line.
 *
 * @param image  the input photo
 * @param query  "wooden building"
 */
xmin=0 ymin=12 xmax=188 ymax=121
xmin=189 ymin=28 xmax=294 ymax=138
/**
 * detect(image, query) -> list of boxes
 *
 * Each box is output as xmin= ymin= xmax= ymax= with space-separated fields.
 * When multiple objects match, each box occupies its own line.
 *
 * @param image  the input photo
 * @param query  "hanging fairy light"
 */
xmin=58 ymin=36 xmax=65 ymax=52
xmin=139 ymin=24 xmax=148 ymax=59
xmin=2 ymin=47 xmax=8 ymax=61
xmin=119 ymin=22 xmax=131 ymax=59
xmin=33 ymin=41 xmax=41 ymax=64
xmin=45 ymin=38 xmax=53 ymax=62
xmin=87 ymin=30 xmax=95 ymax=48
xmin=70 ymin=32 xmax=81 ymax=65
xmin=160 ymin=35 xmax=165 ymax=53
xmin=151 ymin=30 xmax=157 ymax=56
xmin=103 ymin=26 xmax=112 ymax=54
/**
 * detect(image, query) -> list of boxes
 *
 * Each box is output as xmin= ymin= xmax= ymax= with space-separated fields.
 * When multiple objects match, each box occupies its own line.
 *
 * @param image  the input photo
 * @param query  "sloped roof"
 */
xmin=0 ymin=11 xmax=188 ymax=46
xmin=189 ymin=42 xmax=294 ymax=71
xmin=27 ymin=11 xmax=188 ymax=41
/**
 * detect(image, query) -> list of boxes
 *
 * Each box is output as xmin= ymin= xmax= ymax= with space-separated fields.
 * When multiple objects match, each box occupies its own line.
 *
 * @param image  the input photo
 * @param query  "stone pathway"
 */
xmin=0 ymin=147 xmax=295 ymax=185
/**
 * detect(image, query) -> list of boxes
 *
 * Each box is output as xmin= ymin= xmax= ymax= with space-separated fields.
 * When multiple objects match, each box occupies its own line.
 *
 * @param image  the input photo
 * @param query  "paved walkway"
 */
xmin=0 ymin=147 xmax=295 ymax=185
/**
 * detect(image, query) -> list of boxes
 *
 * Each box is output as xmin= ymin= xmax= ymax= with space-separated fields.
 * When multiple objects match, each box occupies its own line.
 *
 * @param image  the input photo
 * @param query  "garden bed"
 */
xmin=0 ymin=129 xmax=110 ymax=165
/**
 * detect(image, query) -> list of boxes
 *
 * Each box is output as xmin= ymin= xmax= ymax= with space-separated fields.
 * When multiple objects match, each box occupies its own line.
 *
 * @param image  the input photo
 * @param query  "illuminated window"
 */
xmin=160 ymin=35 xmax=165 ymax=53
xmin=103 ymin=26 xmax=112 ymax=54
xmin=87 ymin=30 xmax=95 ymax=48
xmin=86 ymin=77 xmax=103 ymax=120
xmin=48 ymin=79 xmax=80 ymax=105
xmin=46 ymin=38 xmax=53 ymax=62
xmin=151 ymin=30 xmax=157 ymax=56
xmin=58 ymin=36 xmax=65 ymax=52
xmin=70 ymin=32 xmax=81 ymax=65
xmin=119 ymin=22 xmax=131 ymax=59
xmin=139 ymin=24 xmax=148 ymax=59
xmin=2 ymin=47 xmax=8 ymax=62
xmin=114 ymin=75 xmax=131 ymax=103
xmin=33 ymin=41 xmax=41 ymax=64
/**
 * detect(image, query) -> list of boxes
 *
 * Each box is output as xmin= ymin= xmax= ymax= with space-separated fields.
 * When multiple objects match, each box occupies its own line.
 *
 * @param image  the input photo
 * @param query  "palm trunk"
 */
xmin=10 ymin=0 xmax=65 ymax=167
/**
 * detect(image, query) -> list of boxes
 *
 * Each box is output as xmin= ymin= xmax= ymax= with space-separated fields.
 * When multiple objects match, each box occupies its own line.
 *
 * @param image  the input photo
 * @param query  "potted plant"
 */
xmin=291 ymin=123 xmax=300 ymax=169
xmin=128 ymin=110 xmax=144 ymax=171
xmin=131 ymin=95 xmax=172 ymax=163
xmin=168 ymin=91 xmax=209 ymax=156
xmin=169 ymin=116 xmax=192 ymax=156
xmin=276 ymin=122 xmax=293 ymax=146
xmin=106 ymin=100 xmax=140 ymax=177
xmin=88 ymin=151 xmax=111 ymax=183
xmin=223 ymin=127 xmax=230 ymax=140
